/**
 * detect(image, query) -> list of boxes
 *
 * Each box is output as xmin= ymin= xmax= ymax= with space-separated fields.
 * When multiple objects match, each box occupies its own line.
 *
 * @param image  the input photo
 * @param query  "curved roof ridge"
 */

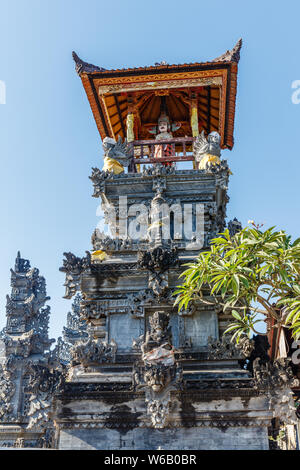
xmin=72 ymin=51 xmax=107 ymax=75
xmin=72 ymin=39 xmax=243 ymax=76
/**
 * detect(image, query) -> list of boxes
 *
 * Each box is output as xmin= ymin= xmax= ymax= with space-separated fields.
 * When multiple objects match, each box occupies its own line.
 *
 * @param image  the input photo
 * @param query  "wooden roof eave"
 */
xmin=80 ymin=72 xmax=112 ymax=140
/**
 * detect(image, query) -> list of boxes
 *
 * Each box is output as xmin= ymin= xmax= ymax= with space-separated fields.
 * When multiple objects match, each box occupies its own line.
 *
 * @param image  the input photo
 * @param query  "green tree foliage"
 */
xmin=174 ymin=224 xmax=300 ymax=342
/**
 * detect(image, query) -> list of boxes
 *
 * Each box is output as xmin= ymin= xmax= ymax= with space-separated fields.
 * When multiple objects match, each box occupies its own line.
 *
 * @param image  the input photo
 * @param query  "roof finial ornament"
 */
xmin=213 ymin=38 xmax=242 ymax=63
xmin=14 ymin=251 xmax=31 ymax=273
xmin=72 ymin=51 xmax=107 ymax=76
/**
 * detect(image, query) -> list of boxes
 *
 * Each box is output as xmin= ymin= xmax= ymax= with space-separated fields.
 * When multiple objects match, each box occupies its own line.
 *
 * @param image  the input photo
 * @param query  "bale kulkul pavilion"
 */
xmin=0 ymin=39 xmax=299 ymax=450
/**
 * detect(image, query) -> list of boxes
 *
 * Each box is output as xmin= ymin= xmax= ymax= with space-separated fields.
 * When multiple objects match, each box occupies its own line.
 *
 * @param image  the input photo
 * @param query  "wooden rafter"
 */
xmin=113 ymin=94 xmax=126 ymax=137
xmin=206 ymin=87 xmax=211 ymax=134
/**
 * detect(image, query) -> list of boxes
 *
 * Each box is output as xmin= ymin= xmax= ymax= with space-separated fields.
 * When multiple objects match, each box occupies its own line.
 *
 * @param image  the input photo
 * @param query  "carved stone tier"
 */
xmin=53 ymin=365 xmax=273 ymax=450
xmin=90 ymin=166 xmax=229 ymax=254
xmin=54 ymin=163 xmax=299 ymax=449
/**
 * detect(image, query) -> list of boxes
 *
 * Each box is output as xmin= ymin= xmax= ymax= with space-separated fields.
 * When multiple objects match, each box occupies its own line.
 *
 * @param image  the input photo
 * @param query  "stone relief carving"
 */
xmin=253 ymin=357 xmax=298 ymax=390
xmin=142 ymin=311 xmax=173 ymax=360
xmin=71 ymin=334 xmax=117 ymax=368
xmin=138 ymin=245 xmax=178 ymax=296
xmin=128 ymin=287 xmax=174 ymax=319
xmin=148 ymin=271 xmax=168 ymax=297
xmin=91 ymin=229 xmax=138 ymax=252
xmin=228 ymin=217 xmax=242 ymax=237
xmin=51 ymin=337 xmax=72 ymax=365
xmin=142 ymin=163 xmax=176 ymax=176
xmin=143 ymin=364 xmax=174 ymax=392
xmin=215 ymin=168 xmax=230 ymax=189
xmin=89 ymin=166 xmax=119 ymax=197
xmin=0 ymin=359 xmax=16 ymax=420
xmin=146 ymin=397 xmax=171 ymax=429
xmin=80 ymin=302 xmax=106 ymax=320
xmin=133 ymin=311 xmax=182 ymax=429
xmin=152 ymin=175 xmax=166 ymax=194
xmin=207 ymin=335 xmax=255 ymax=360
xmin=63 ymin=294 xmax=88 ymax=341
xmin=178 ymin=303 xmax=196 ymax=317
xmin=25 ymin=361 xmax=64 ymax=430
xmin=253 ymin=357 xmax=299 ymax=425
xmin=269 ymin=388 xmax=298 ymax=426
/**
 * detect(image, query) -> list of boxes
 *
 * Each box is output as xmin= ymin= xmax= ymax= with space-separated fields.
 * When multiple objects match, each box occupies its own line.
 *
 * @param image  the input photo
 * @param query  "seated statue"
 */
xmin=148 ymin=112 xmax=181 ymax=167
xmin=141 ymin=311 xmax=174 ymax=366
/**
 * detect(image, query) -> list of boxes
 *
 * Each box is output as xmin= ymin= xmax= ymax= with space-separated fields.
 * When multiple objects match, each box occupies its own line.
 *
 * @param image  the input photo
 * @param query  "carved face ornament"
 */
xmin=102 ymin=137 xmax=116 ymax=153
xmin=158 ymin=121 xmax=168 ymax=133
xmin=144 ymin=366 xmax=171 ymax=393
xmin=208 ymin=131 xmax=221 ymax=145
xmin=157 ymin=113 xmax=170 ymax=133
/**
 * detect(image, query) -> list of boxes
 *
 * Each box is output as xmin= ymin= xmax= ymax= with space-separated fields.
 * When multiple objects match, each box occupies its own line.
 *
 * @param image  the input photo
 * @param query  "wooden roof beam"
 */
xmin=113 ymin=94 xmax=126 ymax=137
xmin=206 ymin=86 xmax=211 ymax=134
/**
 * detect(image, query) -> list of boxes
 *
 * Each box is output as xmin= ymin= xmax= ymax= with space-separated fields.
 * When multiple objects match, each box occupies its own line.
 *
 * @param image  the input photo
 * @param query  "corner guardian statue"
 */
xmin=193 ymin=130 xmax=222 ymax=170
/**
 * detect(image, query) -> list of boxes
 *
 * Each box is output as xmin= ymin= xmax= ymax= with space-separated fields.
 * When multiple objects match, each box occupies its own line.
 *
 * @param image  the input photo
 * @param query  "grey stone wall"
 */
xmin=58 ymin=426 xmax=269 ymax=450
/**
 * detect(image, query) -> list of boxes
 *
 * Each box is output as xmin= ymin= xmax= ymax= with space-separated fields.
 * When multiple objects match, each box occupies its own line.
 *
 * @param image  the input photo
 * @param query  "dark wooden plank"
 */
xmin=133 ymin=137 xmax=194 ymax=146
xmin=207 ymin=86 xmax=211 ymax=134
xmin=135 ymin=156 xmax=194 ymax=164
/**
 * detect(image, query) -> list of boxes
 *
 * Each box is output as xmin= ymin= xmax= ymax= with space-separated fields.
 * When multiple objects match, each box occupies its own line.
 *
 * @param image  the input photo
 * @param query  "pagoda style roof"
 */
xmin=73 ymin=39 xmax=242 ymax=149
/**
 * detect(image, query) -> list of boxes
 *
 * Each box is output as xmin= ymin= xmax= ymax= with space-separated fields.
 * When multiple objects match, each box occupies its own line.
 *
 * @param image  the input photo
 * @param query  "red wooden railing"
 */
xmin=130 ymin=137 xmax=195 ymax=165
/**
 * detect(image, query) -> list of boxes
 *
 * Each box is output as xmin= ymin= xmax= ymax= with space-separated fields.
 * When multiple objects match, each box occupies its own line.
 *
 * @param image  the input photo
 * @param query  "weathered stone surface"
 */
xmin=52 ymin=166 xmax=298 ymax=449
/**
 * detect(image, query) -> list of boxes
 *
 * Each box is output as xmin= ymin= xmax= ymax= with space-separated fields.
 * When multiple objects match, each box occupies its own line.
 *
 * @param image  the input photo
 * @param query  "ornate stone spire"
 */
xmin=3 ymin=252 xmax=54 ymax=355
xmin=0 ymin=253 xmax=58 ymax=448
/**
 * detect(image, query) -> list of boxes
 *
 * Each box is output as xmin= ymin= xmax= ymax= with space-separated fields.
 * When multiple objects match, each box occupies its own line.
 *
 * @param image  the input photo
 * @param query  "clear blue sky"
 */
xmin=0 ymin=0 xmax=299 ymax=339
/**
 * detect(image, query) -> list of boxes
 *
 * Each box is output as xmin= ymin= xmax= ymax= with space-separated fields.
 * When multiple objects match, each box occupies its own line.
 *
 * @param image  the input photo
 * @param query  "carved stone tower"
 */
xmin=53 ymin=41 xmax=298 ymax=450
xmin=0 ymin=252 xmax=55 ymax=448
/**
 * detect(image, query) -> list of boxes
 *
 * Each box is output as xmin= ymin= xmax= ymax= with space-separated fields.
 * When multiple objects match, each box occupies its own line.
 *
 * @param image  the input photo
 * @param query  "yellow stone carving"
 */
xmin=102 ymin=156 xmax=124 ymax=174
xmin=126 ymin=113 xmax=135 ymax=142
